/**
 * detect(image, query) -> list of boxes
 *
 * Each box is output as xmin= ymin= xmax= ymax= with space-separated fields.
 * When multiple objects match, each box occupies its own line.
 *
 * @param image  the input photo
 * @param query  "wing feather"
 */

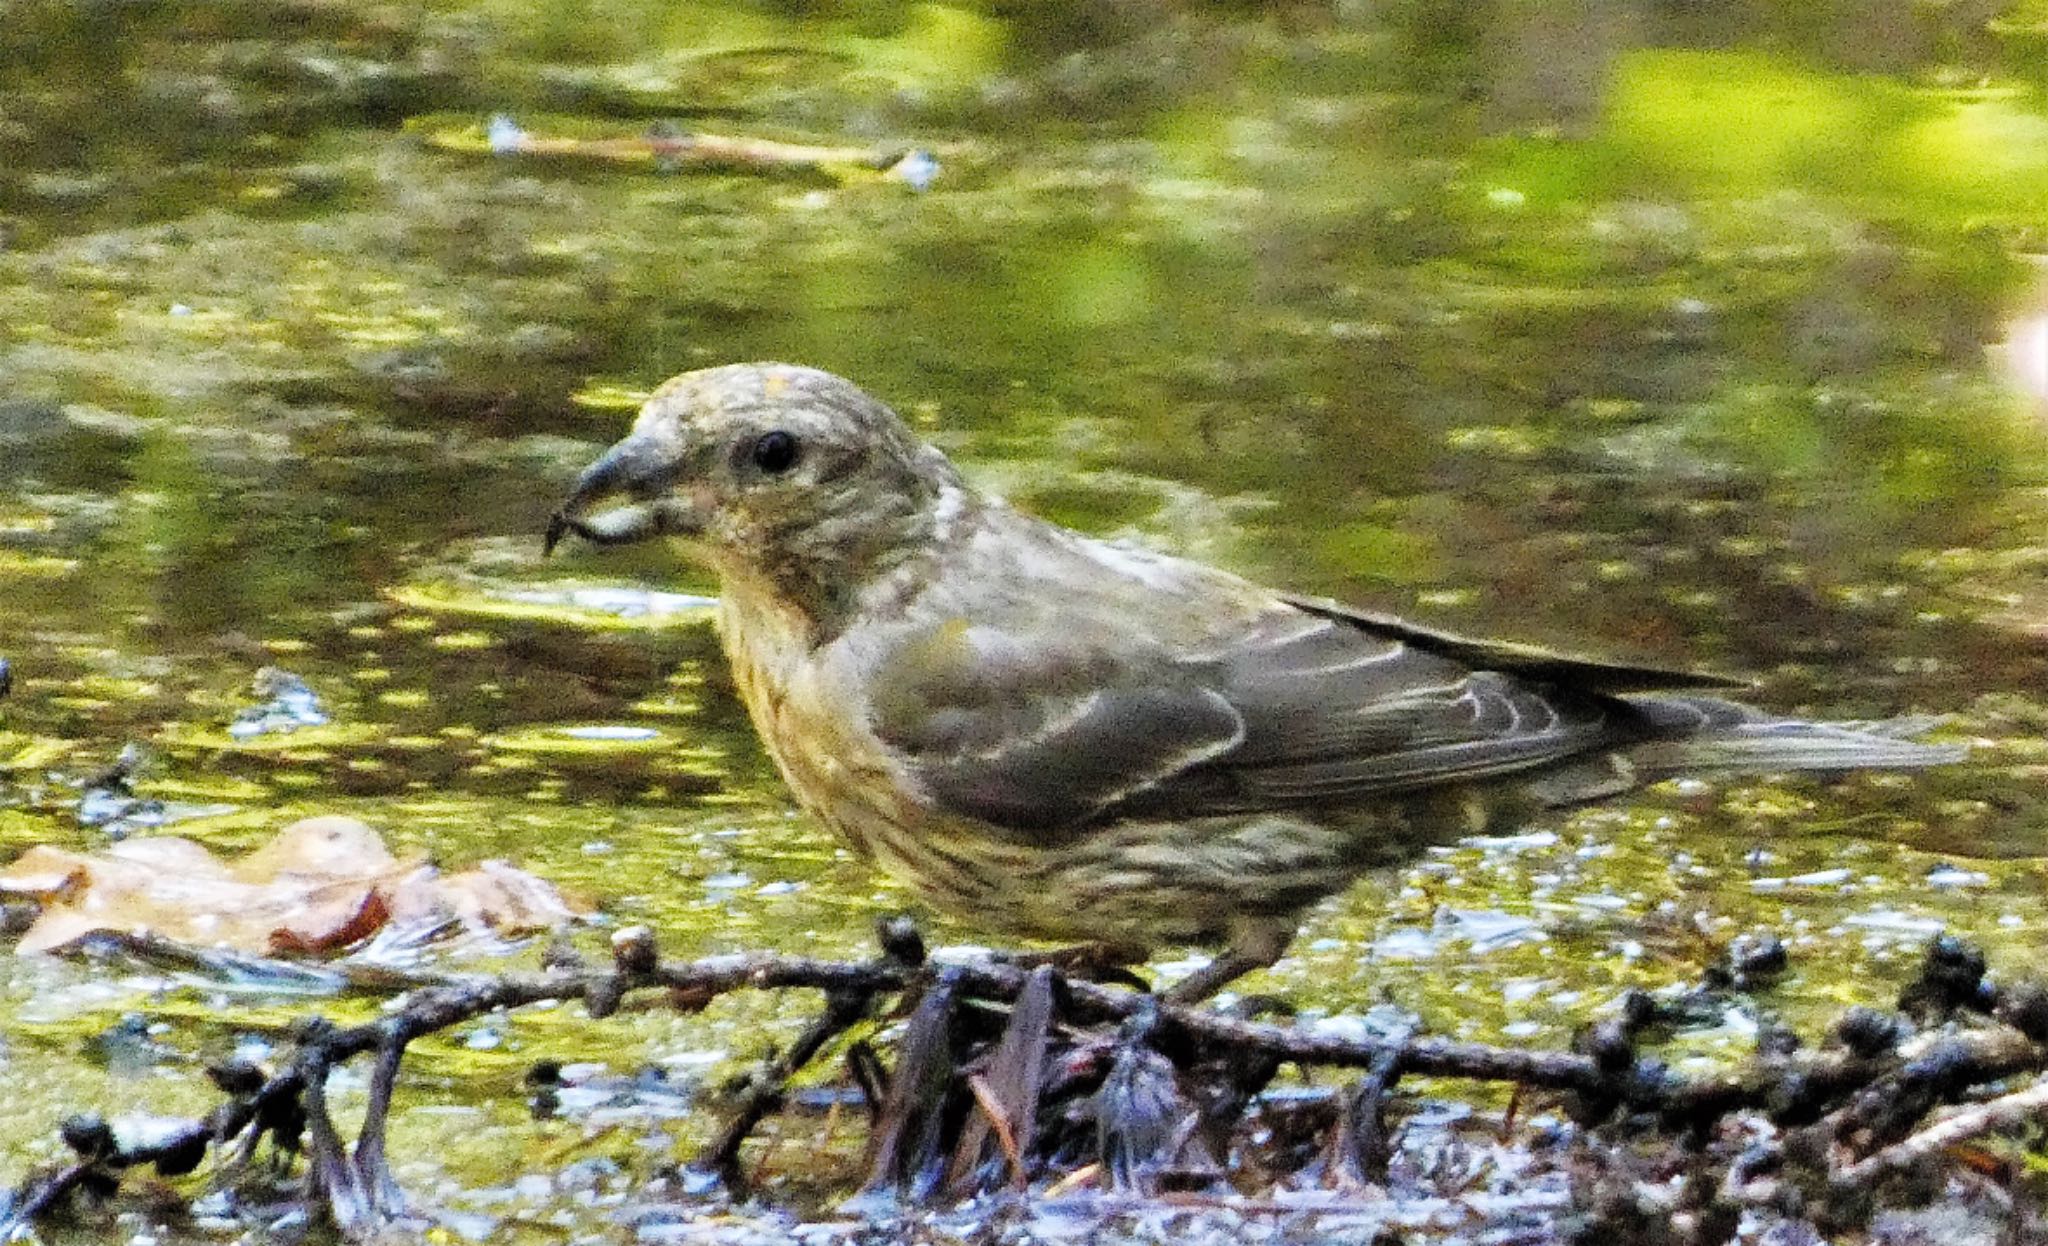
xmin=856 ymin=527 xmax=1725 ymax=838
xmin=1280 ymin=595 xmax=1745 ymax=693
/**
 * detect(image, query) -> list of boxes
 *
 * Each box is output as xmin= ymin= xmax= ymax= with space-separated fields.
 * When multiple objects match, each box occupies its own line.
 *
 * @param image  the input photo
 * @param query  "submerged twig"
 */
xmin=352 ymin=1033 xmax=408 ymax=1217
xmin=1096 ymin=1001 xmax=1201 ymax=1195
xmin=300 ymin=1043 xmax=374 ymax=1235
xmin=698 ymin=983 xmax=881 ymax=1188
xmin=857 ymin=969 xmax=963 ymax=1203
xmin=1838 ymin=1071 xmax=2048 ymax=1186
xmin=1310 ymin=1022 xmax=1412 ymax=1192
xmin=948 ymin=963 xmax=1057 ymax=1193
xmin=0 ymin=1160 xmax=99 ymax=1239
xmin=426 ymin=115 xmax=941 ymax=189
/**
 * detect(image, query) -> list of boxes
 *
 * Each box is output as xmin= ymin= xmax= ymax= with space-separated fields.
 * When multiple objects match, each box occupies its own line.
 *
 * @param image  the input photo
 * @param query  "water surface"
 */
xmin=3 ymin=2 xmax=2048 ymax=1238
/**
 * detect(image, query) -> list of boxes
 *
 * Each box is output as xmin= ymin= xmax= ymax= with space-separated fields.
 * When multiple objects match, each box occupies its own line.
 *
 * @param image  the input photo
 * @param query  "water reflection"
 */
xmin=0 ymin=0 xmax=2046 ymax=1226
xmin=1996 ymin=261 xmax=2048 ymax=409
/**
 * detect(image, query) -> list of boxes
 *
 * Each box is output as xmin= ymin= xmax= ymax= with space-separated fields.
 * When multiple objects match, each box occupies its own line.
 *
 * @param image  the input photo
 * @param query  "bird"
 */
xmin=546 ymin=362 xmax=1963 ymax=1002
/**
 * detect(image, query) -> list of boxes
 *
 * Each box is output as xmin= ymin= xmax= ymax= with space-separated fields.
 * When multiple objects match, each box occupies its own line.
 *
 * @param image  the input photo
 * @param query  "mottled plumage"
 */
xmin=549 ymin=363 xmax=1961 ymax=1000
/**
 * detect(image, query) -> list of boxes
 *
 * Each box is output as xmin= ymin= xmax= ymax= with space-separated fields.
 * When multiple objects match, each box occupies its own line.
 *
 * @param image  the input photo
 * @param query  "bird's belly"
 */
xmin=753 ymin=710 xmax=1241 ymax=945
xmin=723 ymin=607 xmax=1048 ymax=928
xmin=727 ymin=641 xmax=996 ymax=909
xmin=874 ymin=789 xmax=1500 ymax=948
xmin=851 ymin=808 xmax=1415 ymax=951
xmin=1011 ymin=813 xmax=1395 ymax=945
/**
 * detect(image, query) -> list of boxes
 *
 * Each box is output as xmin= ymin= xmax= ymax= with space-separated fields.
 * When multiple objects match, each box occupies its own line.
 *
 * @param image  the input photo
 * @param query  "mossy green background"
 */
xmin=3 ymin=0 xmax=2048 ymax=1238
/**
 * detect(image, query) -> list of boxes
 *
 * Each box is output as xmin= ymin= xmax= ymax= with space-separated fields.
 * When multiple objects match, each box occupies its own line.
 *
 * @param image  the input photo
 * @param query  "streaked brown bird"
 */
xmin=548 ymin=363 xmax=1961 ymax=1001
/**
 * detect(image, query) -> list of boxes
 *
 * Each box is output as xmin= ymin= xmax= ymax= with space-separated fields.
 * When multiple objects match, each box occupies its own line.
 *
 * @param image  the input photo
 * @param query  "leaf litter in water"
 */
xmin=0 ymin=814 xmax=582 ymax=956
xmin=226 ymin=666 xmax=329 ymax=739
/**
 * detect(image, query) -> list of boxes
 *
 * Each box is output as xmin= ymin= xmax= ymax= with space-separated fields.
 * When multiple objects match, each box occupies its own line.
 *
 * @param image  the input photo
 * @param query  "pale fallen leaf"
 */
xmin=232 ymin=813 xmax=397 ymax=881
xmin=442 ymin=860 xmax=584 ymax=931
xmin=0 ymin=815 xmax=582 ymax=956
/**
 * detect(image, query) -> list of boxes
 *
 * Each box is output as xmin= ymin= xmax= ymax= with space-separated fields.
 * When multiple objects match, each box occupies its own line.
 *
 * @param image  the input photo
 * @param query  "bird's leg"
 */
xmin=1164 ymin=918 xmax=1296 ymax=1005
xmin=999 ymin=942 xmax=1150 ymax=990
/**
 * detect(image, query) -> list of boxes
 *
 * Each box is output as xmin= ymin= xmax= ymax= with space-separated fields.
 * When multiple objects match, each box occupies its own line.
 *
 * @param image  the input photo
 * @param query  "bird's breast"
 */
xmin=719 ymin=595 xmax=907 ymax=861
xmin=718 ymin=594 xmax=1058 ymax=930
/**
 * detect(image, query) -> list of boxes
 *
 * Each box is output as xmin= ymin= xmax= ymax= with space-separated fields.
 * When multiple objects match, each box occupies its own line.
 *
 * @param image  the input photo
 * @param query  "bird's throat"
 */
xmin=718 ymin=504 xmax=950 ymax=647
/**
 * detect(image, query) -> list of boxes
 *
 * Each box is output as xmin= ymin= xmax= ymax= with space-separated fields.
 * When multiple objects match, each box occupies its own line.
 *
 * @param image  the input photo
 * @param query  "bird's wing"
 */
xmin=1277 ymin=594 xmax=1746 ymax=693
xmin=860 ymin=588 xmax=1690 ymax=838
xmin=857 ymin=615 xmax=1247 ymax=833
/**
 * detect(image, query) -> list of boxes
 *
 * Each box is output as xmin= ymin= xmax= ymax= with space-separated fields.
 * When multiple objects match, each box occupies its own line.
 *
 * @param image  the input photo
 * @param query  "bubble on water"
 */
xmin=487 ymin=114 xmax=526 ymax=155
xmin=1463 ymin=830 xmax=1557 ymax=852
xmin=891 ymin=149 xmax=940 ymax=191
xmin=1925 ymin=863 xmax=1989 ymax=889
xmin=1434 ymin=908 xmax=1545 ymax=954
xmin=1845 ymin=909 xmax=1946 ymax=936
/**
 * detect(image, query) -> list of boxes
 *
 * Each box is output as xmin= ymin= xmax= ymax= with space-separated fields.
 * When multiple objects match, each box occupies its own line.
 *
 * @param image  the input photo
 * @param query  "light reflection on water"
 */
xmin=0 ymin=0 xmax=2046 ymax=1232
xmin=1995 ymin=260 xmax=2048 ymax=409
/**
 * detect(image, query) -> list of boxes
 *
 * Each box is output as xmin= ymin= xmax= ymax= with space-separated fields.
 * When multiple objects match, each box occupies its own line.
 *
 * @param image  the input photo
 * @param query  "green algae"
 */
xmin=2 ymin=0 xmax=2048 ymax=1239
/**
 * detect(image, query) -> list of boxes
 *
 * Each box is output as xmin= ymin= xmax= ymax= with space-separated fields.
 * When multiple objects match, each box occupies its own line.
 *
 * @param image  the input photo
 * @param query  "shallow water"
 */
xmin=3 ymin=1 xmax=2048 ymax=1239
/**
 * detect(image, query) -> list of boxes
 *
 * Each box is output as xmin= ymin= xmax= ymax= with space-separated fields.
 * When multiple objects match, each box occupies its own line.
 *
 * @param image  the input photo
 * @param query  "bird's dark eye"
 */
xmin=751 ymin=430 xmax=799 ymax=474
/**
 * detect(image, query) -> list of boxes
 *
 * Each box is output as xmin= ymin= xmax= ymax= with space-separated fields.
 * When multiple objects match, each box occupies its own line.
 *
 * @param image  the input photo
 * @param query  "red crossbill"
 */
xmin=548 ymin=363 xmax=1960 ymax=1001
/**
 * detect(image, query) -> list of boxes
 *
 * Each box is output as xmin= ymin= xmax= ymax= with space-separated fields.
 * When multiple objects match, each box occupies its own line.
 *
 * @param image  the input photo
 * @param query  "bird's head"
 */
xmin=547 ymin=363 xmax=964 ymax=632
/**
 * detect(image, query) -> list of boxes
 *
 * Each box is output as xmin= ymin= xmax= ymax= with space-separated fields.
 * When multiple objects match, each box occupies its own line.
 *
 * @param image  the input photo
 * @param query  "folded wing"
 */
xmin=861 ymin=596 xmax=1675 ymax=838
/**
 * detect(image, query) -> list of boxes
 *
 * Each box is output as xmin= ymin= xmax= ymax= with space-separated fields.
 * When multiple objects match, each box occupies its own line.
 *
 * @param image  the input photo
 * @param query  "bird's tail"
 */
xmin=1620 ymin=695 xmax=1967 ymax=778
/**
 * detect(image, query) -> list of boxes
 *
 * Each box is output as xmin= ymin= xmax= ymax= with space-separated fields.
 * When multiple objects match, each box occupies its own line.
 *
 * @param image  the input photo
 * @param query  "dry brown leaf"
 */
xmin=266 ymin=883 xmax=390 ymax=955
xmin=441 ymin=860 xmax=584 ymax=931
xmin=106 ymin=837 xmax=232 ymax=878
xmin=0 ymin=845 xmax=94 ymax=897
xmin=232 ymin=814 xmax=399 ymax=881
xmin=0 ymin=815 xmax=581 ymax=956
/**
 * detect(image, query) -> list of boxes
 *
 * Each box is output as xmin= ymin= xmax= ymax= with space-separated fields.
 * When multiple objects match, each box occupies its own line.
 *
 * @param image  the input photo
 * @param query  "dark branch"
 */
xmin=5 ymin=928 xmax=2046 ymax=1242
